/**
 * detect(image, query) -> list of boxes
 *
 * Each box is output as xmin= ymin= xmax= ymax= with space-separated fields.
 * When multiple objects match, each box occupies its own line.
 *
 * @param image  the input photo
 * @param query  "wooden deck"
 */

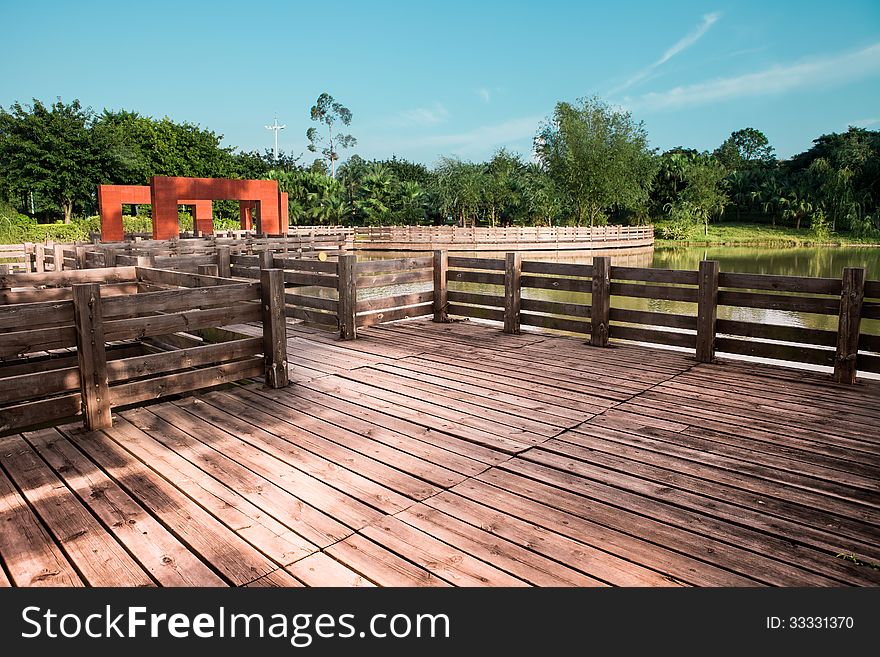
xmin=1 ymin=319 xmax=878 ymax=587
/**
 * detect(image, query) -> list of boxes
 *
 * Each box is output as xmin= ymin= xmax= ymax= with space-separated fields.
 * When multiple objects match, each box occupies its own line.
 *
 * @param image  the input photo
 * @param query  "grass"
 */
xmin=654 ymin=221 xmax=880 ymax=247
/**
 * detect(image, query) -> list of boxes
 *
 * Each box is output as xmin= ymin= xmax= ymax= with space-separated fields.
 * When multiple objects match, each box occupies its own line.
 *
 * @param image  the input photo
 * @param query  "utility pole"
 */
xmin=264 ymin=115 xmax=286 ymax=162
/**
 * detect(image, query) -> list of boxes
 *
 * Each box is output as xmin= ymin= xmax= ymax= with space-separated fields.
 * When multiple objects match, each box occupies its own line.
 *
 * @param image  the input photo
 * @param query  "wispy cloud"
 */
xmin=608 ymin=11 xmax=721 ymax=96
xmin=728 ymin=45 xmax=768 ymax=58
xmin=628 ymin=42 xmax=880 ymax=112
xmin=849 ymin=117 xmax=880 ymax=127
xmin=393 ymin=102 xmax=449 ymax=127
xmin=477 ymin=88 xmax=491 ymax=103
xmin=381 ymin=115 xmax=542 ymax=157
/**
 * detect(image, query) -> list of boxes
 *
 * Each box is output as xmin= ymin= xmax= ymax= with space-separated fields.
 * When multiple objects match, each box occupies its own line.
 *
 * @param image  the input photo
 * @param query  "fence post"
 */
xmin=135 ymin=255 xmax=155 ymax=268
xmin=53 ymin=244 xmax=65 ymax=271
xmin=34 ymin=243 xmax=45 ymax=273
xmin=259 ymin=249 xmax=274 ymax=270
xmin=24 ymin=242 xmax=34 ymax=272
xmin=503 ymin=252 xmax=522 ymax=334
xmin=101 ymin=246 xmax=117 ymax=268
xmin=260 ymin=268 xmax=289 ymax=388
xmin=433 ymin=249 xmax=448 ymax=322
xmin=590 ymin=256 xmax=611 ymax=347
xmin=72 ymin=283 xmax=112 ymax=430
xmin=75 ymin=245 xmax=87 ymax=269
xmin=216 ymin=245 xmax=231 ymax=278
xmin=337 ymin=253 xmax=357 ymax=340
xmin=696 ymin=260 xmax=720 ymax=363
xmin=834 ymin=267 xmax=865 ymax=384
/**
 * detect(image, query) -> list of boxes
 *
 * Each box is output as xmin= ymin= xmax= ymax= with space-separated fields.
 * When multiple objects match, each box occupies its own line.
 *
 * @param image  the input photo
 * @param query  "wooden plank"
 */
xmin=261 ymin=269 xmax=289 ymax=388
xmin=285 ymin=293 xmax=338 ymax=312
xmin=591 ymin=256 xmax=610 ymax=347
xmin=0 ymin=462 xmax=82 ymax=586
xmin=433 ymin=250 xmax=448 ymax=322
xmin=72 ymin=283 xmax=111 ymax=430
xmin=716 ymin=319 xmax=838 ymax=347
xmin=326 ymin=534 xmax=451 ymax=586
xmin=64 ymin=422 xmax=279 ymax=584
xmin=859 ymin=353 xmax=880 ymax=373
xmin=447 ymin=256 xmax=505 ymax=270
xmin=356 ymin=268 xmax=434 ymax=289
xmin=337 ymin=254 xmax=357 ymax=340
xmin=23 ymin=427 xmax=226 ymax=586
xmin=520 ymin=274 xmax=590 ymax=293
xmin=0 ymin=435 xmax=153 ymax=586
xmin=286 ymin=306 xmax=338 ymax=326
xmin=274 ymin=257 xmax=339 ymax=274
xmin=834 ymin=267 xmax=865 ymax=384
xmin=286 ymin=552 xmax=376 ymax=587
xmin=0 ymin=267 xmax=136 ymax=288
xmin=0 ymin=394 xmax=82 ymax=434
xmin=356 ymin=291 xmax=433 ymax=313
xmin=216 ymin=245 xmax=231 ymax=277
xmin=717 ymin=290 xmax=840 ymax=314
xmin=446 ymin=290 xmax=505 ymax=307
xmin=864 ymin=280 xmax=880 ymax=298
xmin=719 ymin=271 xmax=841 ymax=295
xmin=611 ymin=281 xmax=698 ymax=303
xmin=447 ymin=303 xmax=504 ymax=322
xmin=696 ymin=260 xmax=719 ymax=363
xmin=503 ymin=252 xmax=522 ymax=335
xmin=520 ymin=313 xmax=590 ymax=335
xmin=105 ymin=338 xmax=263 ymax=381
xmin=110 ymin=357 xmax=263 ymax=407
xmin=0 ymin=299 xmax=73 ymax=331
xmin=103 ymin=304 xmax=261 ymax=341
xmin=280 ymin=270 xmax=340 ymax=287
xmin=357 ymin=303 xmax=433 ymax=328
xmin=715 ymin=337 xmax=835 ymax=366
xmin=611 ymin=266 xmax=697 ymax=285
xmin=1 ymin=282 xmax=140 ymax=305
xmin=520 ymin=298 xmax=590 ymax=318
xmin=356 ymin=256 xmax=433 ymax=274
xmin=609 ymin=308 xmax=695 ymax=330
xmin=0 ymin=365 xmax=80 ymax=404
xmin=0 ymin=325 xmax=76 ymax=357
xmin=102 ymin=283 xmax=259 ymax=318
xmin=447 ymin=270 xmax=505 ymax=286
xmin=135 ymin=267 xmax=238 ymax=288
xmin=611 ymin=325 xmax=696 ymax=349
xmin=521 ymin=260 xmax=592 ymax=277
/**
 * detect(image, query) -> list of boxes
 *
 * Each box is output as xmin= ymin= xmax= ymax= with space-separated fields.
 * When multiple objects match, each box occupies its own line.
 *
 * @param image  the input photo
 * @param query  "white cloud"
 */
xmin=629 ymin=42 xmax=880 ymax=112
xmin=849 ymin=117 xmax=880 ymax=127
xmin=380 ymin=115 xmax=542 ymax=157
xmin=393 ymin=103 xmax=449 ymax=126
xmin=478 ymin=88 xmax=491 ymax=103
xmin=608 ymin=11 xmax=721 ymax=96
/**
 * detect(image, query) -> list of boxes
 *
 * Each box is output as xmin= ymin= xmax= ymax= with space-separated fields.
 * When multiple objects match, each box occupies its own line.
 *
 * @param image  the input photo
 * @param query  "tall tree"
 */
xmin=306 ymin=93 xmax=356 ymax=177
xmin=535 ymin=96 xmax=657 ymax=226
xmin=714 ymin=127 xmax=775 ymax=170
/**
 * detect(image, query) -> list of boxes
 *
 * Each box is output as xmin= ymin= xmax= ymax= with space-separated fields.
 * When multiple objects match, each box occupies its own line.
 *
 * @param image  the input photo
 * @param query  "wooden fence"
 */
xmin=434 ymin=253 xmax=879 ymax=383
xmin=0 ymin=266 xmax=287 ymax=434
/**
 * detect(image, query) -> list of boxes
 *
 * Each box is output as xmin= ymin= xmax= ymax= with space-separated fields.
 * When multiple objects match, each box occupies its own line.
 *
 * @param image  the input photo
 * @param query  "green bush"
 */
xmin=810 ymin=210 xmax=832 ymax=243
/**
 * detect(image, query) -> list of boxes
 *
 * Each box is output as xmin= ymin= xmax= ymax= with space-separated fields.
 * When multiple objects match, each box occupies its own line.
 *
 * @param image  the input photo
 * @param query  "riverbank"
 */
xmin=654 ymin=222 xmax=880 ymax=247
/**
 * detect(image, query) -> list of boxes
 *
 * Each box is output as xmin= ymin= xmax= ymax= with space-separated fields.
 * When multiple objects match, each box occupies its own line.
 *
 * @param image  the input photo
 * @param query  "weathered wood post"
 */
xmin=72 ymin=283 xmax=111 ymax=430
xmin=53 ymin=244 xmax=65 ymax=272
xmin=259 ymin=249 xmax=274 ymax=270
xmin=74 ymin=245 xmax=87 ymax=270
xmin=433 ymin=249 xmax=448 ymax=322
xmin=101 ymin=246 xmax=117 ymax=268
xmin=337 ymin=253 xmax=357 ymax=340
xmin=590 ymin=256 xmax=611 ymax=347
xmin=198 ymin=264 xmax=219 ymax=277
xmin=216 ymin=245 xmax=231 ymax=278
xmin=260 ymin=268 xmax=289 ymax=388
xmin=696 ymin=260 xmax=720 ymax=362
xmin=24 ymin=243 xmax=34 ymax=273
xmin=503 ymin=252 xmax=522 ymax=334
xmin=34 ymin=243 xmax=45 ymax=273
xmin=834 ymin=267 xmax=865 ymax=384
xmin=135 ymin=255 xmax=155 ymax=268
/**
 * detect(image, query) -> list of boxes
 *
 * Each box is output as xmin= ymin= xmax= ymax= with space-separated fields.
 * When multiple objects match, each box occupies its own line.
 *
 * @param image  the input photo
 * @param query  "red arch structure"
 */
xmin=98 ymin=177 xmax=289 ymax=241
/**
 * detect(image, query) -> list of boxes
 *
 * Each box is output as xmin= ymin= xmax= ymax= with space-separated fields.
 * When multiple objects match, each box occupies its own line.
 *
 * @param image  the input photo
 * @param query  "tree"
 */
xmin=432 ymin=157 xmax=484 ymax=227
xmin=306 ymin=93 xmax=356 ymax=177
xmin=665 ymin=153 xmax=729 ymax=236
xmin=535 ymin=96 xmax=657 ymax=226
xmin=714 ymin=128 xmax=775 ymax=171
xmin=0 ymin=98 xmax=106 ymax=222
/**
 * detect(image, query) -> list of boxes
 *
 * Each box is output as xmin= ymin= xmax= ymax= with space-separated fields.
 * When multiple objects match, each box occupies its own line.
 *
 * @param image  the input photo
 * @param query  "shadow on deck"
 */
xmin=1 ymin=319 xmax=878 ymax=587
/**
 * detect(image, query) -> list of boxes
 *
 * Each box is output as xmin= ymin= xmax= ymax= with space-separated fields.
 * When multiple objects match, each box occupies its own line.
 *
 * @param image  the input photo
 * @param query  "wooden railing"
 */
xmin=432 ymin=252 xmax=879 ymax=383
xmin=0 ymin=266 xmax=288 ymax=434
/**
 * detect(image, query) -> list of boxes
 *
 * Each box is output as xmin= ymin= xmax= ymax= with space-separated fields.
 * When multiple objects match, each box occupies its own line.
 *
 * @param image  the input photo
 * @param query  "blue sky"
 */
xmin=1 ymin=0 xmax=879 ymax=165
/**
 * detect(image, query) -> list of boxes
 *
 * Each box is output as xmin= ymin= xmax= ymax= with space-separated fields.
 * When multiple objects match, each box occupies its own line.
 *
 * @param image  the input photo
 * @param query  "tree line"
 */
xmin=1 ymin=95 xmax=878 ymax=238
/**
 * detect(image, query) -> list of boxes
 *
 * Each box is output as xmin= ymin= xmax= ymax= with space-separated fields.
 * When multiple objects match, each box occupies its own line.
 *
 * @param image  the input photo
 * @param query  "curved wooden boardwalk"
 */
xmin=1 ymin=320 xmax=878 ymax=587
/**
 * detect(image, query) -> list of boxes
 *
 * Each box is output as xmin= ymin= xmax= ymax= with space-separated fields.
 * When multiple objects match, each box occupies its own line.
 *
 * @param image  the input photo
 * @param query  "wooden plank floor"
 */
xmin=1 ymin=319 xmax=878 ymax=587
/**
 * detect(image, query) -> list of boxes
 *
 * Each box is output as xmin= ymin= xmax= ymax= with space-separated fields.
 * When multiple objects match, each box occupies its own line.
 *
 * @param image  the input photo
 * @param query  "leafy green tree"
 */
xmin=714 ymin=128 xmax=775 ymax=170
xmin=665 ymin=153 xmax=729 ymax=236
xmin=522 ymin=163 xmax=563 ymax=226
xmin=306 ymin=93 xmax=356 ymax=177
xmin=0 ymin=98 xmax=107 ymax=223
xmin=536 ymin=96 xmax=657 ymax=226
xmin=485 ymin=148 xmax=524 ymax=227
xmin=432 ymin=157 xmax=485 ymax=227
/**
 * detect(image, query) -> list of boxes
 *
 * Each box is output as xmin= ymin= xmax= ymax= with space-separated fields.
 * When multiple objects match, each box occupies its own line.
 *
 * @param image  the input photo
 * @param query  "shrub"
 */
xmin=810 ymin=210 xmax=832 ymax=243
